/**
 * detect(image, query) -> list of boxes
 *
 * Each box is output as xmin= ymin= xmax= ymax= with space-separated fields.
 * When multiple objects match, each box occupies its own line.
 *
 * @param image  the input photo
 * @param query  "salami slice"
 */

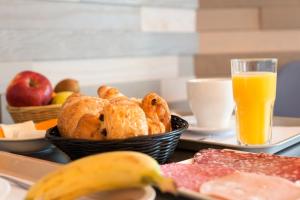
xmin=193 ymin=149 xmax=300 ymax=181
xmin=161 ymin=163 xmax=234 ymax=191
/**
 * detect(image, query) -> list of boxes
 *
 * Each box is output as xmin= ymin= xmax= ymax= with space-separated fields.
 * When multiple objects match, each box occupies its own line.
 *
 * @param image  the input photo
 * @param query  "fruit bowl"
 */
xmin=7 ymin=104 xmax=61 ymax=123
xmin=46 ymin=115 xmax=188 ymax=164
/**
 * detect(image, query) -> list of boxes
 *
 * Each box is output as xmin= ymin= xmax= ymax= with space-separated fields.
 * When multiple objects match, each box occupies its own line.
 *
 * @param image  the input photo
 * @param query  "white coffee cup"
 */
xmin=187 ymin=78 xmax=234 ymax=128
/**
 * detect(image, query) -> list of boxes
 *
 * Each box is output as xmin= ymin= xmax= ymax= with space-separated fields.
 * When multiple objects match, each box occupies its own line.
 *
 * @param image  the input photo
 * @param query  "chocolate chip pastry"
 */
xmin=57 ymin=85 xmax=171 ymax=140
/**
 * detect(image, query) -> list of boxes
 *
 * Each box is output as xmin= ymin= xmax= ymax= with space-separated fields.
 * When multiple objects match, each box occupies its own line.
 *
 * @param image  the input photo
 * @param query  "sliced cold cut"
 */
xmin=161 ymin=163 xmax=234 ymax=191
xmin=200 ymin=172 xmax=300 ymax=200
xmin=194 ymin=149 xmax=300 ymax=181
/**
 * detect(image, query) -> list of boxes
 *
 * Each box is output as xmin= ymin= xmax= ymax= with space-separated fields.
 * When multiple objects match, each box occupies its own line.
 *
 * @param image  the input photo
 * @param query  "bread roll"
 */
xmin=97 ymin=86 xmax=126 ymax=100
xmin=103 ymin=101 xmax=148 ymax=139
xmin=57 ymin=94 xmax=108 ymax=138
xmin=72 ymin=114 xmax=106 ymax=140
xmin=58 ymin=87 xmax=171 ymax=140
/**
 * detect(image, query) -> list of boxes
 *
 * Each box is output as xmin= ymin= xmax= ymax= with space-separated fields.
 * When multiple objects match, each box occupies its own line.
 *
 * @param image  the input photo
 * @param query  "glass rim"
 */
xmin=231 ymin=58 xmax=278 ymax=63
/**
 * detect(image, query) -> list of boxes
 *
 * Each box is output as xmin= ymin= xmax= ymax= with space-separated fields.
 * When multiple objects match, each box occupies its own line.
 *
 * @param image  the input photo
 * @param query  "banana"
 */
xmin=25 ymin=151 xmax=176 ymax=200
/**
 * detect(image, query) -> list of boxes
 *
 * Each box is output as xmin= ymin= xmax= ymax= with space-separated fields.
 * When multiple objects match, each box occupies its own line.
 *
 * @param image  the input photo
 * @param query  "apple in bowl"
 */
xmin=6 ymin=71 xmax=53 ymax=107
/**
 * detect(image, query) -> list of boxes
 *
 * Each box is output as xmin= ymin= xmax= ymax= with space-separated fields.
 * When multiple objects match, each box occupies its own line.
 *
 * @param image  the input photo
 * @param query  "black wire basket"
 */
xmin=46 ymin=115 xmax=188 ymax=164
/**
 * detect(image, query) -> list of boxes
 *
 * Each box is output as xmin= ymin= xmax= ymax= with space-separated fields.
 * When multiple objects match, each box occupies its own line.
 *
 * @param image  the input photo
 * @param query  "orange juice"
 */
xmin=232 ymin=72 xmax=276 ymax=145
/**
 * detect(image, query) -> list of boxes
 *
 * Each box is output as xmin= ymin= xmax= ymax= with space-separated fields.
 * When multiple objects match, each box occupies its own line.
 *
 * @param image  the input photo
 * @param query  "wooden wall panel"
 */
xmin=196 ymin=52 xmax=300 ymax=77
xmin=141 ymin=7 xmax=196 ymax=32
xmin=0 ymin=1 xmax=198 ymax=32
xmin=198 ymin=8 xmax=259 ymax=31
xmin=200 ymin=30 xmax=300 ymax=54
xmin=261 ymin=7 xmax=300 ymax=30
xmin=200 ymin=0 xmax=300 ymax=8
xmin=79 ymin=0 xmax=199 ymax=8
xmin=0 ymin=2 xmax=139 ymax=31
xmin=178 ymin=56 xmax=195 ymax=76
xmin=1 ymin=0 xmax=198 ymax=8
xmin=0 ymin=31 xmax=198 ymax=61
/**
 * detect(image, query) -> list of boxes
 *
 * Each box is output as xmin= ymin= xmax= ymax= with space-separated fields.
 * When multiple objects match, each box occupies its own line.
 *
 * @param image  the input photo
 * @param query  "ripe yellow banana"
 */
xmin=25 ymin=151 xmax=176 ymax=200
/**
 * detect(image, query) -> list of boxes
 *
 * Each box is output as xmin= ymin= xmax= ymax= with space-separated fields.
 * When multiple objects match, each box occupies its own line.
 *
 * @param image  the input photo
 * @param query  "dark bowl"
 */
xmin=46 ymin=115 xmax=188 ymax=164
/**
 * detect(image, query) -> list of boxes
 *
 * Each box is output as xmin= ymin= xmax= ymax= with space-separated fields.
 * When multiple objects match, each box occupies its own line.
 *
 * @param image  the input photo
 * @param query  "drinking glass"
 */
xmin=231 ymin=58 xmax=277 ymax=145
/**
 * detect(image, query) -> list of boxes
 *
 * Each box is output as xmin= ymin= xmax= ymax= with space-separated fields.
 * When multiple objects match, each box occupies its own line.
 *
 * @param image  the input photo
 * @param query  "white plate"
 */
xmin=90 ymin=186 xmax=156 ymax=200
xmin=0 ymin=177 xmax=11 ymax=200
xmin=0 ymin=138 xmax=52 ymax=154
xmin=0 ymin=130 xmax=52 ymax=153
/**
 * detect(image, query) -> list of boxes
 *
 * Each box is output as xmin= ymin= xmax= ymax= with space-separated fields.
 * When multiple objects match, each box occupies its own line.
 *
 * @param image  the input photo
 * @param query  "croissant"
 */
xmin=57 ymin=93 xmax=108 ymax=138
xmin=57 ymin=86 xmax=171 ymax=140
xmin=142 ymin=92 xmax=171 ymax=133
xmin=147 ymin=118 xmax=166 ymax=135
xmin=72 ymin=114 xmax=106 ymax=140
xmin=97 ymin=85 xmax=127 ymax=102
xmin=103 ymin=100 xmax=148 ymax=139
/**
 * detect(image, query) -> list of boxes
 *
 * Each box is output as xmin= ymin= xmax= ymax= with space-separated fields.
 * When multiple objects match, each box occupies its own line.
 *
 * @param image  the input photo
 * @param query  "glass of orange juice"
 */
xmin=231 ymin=58 xmax=277 ymax=146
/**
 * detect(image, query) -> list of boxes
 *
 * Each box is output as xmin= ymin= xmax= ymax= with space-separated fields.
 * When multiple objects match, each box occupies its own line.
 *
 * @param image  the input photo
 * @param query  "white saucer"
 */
xmin=183 ymin=115 xmax=234 ymax=134
xmin=188 ymin=125 xmax=233 ymax=134
xmin=0 ymin=177 xmax=11 ymax=200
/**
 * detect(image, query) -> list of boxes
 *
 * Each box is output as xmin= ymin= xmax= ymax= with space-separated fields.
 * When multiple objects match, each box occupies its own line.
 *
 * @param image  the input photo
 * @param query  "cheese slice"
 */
xmin=0 ymin=121 xmax=42 ymax=139
xmin=200 ymin=172 xmax=300 ymax=200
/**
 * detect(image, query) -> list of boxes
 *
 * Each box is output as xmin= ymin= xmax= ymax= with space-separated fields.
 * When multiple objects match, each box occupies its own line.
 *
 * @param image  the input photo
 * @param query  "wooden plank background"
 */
xmin=198 ymin=8 xmax=259 ymax=31
xmin=200 ymin=0 xmax=300 ymax=8
xmin=0 ymin=0 xmax=198 ymax=123
xmin=0 ymin=2 xmax=139 ymax=31
xmin=200 ymin=30 xmax=300 ymax=54
xmin=196 ymin=0 xmax=300 ymax=78
xmin=78 ymin=0 xmax=198 ymax=8
xmin=0 ymin=31 xmax=198 ymax=61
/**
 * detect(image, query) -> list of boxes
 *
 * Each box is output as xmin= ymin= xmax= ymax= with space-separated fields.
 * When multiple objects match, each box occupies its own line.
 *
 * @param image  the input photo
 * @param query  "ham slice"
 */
xmin=161 ymin=163 xmax=234 ymax=191
xmin=200 ymin=172 xmax=300 ymax=200
xmin=162 ymin=149 xmax=300 ymax=199
xmin=194 ymin=149 xmax=300 ymax=181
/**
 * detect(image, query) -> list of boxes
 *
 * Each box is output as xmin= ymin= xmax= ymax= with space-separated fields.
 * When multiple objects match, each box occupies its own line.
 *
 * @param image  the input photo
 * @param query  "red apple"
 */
xmin=6 ymin=71 xmax=53 ymax=107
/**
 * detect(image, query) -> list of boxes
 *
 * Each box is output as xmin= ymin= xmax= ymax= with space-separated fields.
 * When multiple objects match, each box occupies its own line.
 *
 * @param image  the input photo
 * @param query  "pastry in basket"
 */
xmin=146 ymin=117 xmax=166 ymax=135
xmin=72 ymin=114 xmax=106 ymax=140
xmin=98 ymin=86 xmax=171 ymax=133
xmin=104 ymin=100 xmax=148 ymax=139
xmin=142 ymin=92 xmax=171 ymax=132
xmin=98 ymin=86 xmax=171 ymax=134
xmin=98 ymin=85 xmax=142 ymax=106
xmin=57 ymin=86 xmax=172 ymax=140
xmin=57 ymin=93 xmax=108 ymax=138
xmin=97 ymin=85 xmax=127 ymax=102
xmin=58 ymin=92 xmax=148 ymax=140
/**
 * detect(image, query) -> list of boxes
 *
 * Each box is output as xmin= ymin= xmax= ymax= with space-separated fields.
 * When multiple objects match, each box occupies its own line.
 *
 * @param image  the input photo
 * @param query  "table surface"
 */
xmin=16 ymin=116 xmax=300 ymax=200
xmin=24 ymin=139 xmax=300 ymax=200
